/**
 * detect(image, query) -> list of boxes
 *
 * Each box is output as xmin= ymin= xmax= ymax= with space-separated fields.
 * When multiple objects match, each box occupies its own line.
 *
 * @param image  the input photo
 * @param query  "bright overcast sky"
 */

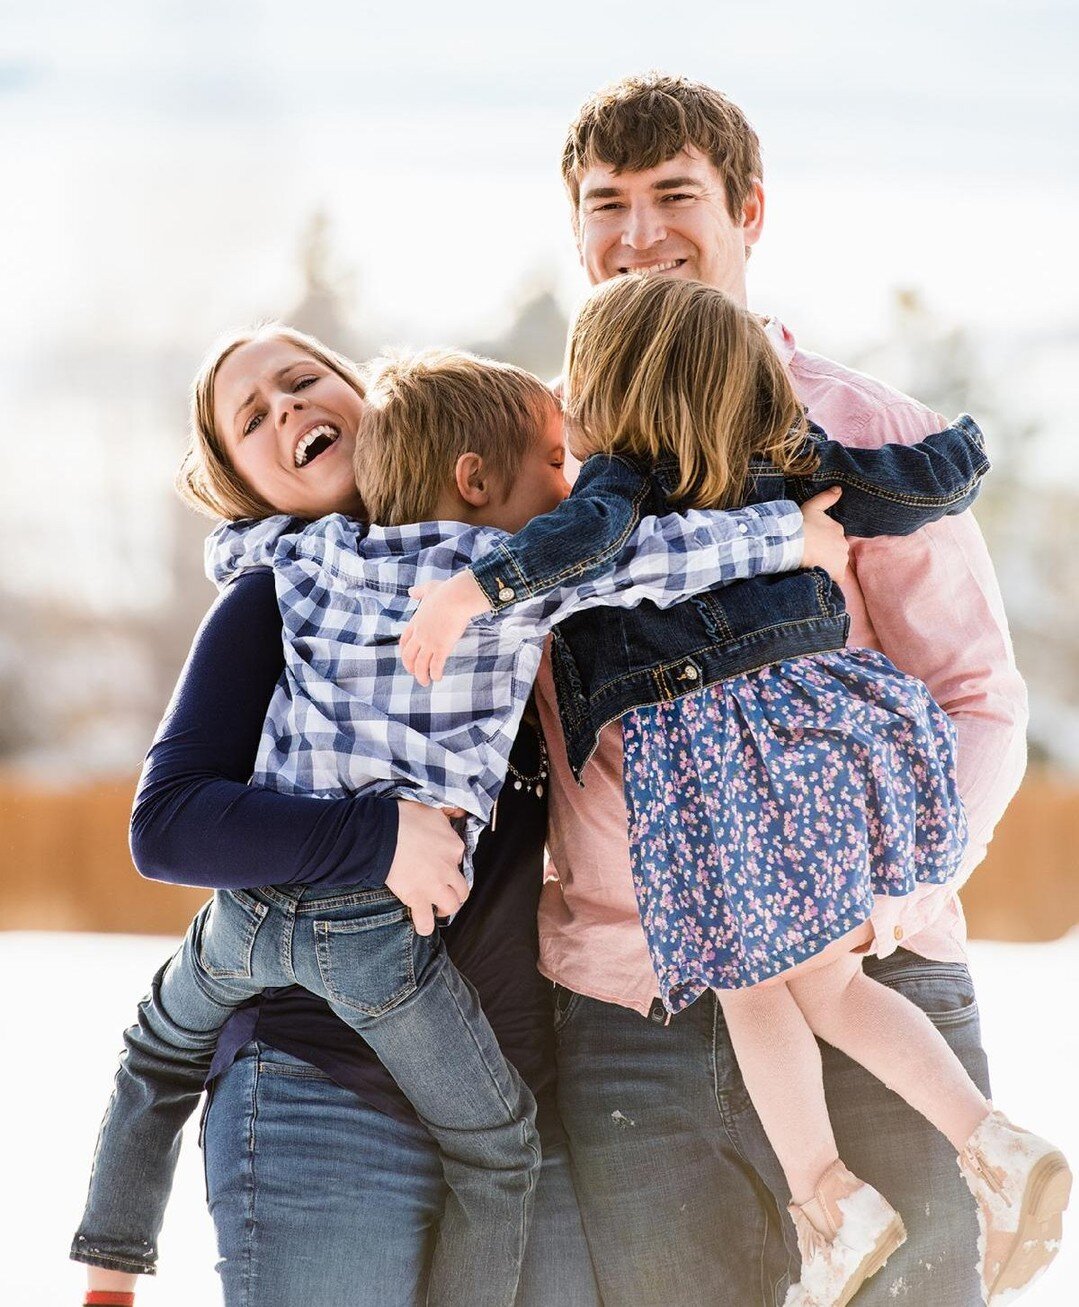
xmin=3 ymin=0 xmax=1077 ymax=359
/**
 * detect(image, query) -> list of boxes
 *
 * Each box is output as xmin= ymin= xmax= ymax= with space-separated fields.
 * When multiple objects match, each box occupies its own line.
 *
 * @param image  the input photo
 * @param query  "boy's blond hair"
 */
xmin=564 ymin=274 xmax=818 ymax=510
xmin=356 ymin=349 xmax=559 ymax=527
xmin=179 ymin=324 xmax=366 ymax=521
xmin=561 ymin=72 xmax=763 ymax=222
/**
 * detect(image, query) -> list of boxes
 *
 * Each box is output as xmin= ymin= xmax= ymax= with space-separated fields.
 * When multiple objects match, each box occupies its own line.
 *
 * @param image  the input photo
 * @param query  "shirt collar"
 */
xmin=761 ymin=315 xmax=798 ymax=365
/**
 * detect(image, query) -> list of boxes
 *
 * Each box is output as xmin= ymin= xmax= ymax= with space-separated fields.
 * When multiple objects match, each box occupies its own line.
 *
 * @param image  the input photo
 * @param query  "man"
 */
xmin=534 ymin=73 xmax=1028 ymax=1306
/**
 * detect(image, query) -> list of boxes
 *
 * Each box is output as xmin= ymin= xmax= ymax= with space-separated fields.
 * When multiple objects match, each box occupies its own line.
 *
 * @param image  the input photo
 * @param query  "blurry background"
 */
xmin=1 ymin=1 xmax=1076 ymax=1302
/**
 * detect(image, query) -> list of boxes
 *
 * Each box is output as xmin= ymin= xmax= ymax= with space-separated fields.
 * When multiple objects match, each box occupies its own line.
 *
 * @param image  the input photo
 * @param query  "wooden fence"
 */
xmin=1 ymin=769 xmax=1077 ymax=941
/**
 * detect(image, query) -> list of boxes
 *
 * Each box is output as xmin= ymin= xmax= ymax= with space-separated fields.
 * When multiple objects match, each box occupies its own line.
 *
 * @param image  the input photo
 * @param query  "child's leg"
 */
xmin=73 ymin=895 xmax=267 ymax=1281
xmin=716 ymin=982 xmax=839 ymax=1203
xmin=306 ymin=917 xmax=540 ymax=1307
xmin=84 ymin=1266 xmax=136 ymax=1305
xmin=787 ymin=948 xmax=990 ymax=1151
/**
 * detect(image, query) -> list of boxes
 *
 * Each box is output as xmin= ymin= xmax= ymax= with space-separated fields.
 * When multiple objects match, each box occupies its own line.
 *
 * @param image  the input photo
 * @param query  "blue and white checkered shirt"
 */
xmin=207 ymin=502 xmax=803 ymax=879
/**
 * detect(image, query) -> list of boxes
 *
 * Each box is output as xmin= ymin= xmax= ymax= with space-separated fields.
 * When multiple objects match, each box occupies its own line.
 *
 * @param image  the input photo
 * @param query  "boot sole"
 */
xmin=834 ymin=1216 xmax=908 ymax=1307
xmin=988 ymin=1151 xmax=1072 ymax=1302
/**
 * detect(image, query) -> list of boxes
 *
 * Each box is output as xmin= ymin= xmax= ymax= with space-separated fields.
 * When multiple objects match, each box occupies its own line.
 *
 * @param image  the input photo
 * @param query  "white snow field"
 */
xmin=2 ymin=930 xmax=1075 ymax=1306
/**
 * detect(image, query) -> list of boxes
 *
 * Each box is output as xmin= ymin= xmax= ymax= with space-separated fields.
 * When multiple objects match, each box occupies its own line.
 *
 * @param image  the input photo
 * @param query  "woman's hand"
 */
xmin=799 ymin=487 xmax=849 ymax=582
xmin=399 ymin=570 xmax=493 ymax=686
xmin=385 ymin=800 xmax=469 ymax=936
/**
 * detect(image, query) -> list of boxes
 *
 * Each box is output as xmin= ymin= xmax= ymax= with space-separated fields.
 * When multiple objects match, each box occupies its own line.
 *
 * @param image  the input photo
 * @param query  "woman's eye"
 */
xmin=243 ymin=412 xmax=264 ymax=436
xmin=294 ymin=375 xmax=319 ymax=391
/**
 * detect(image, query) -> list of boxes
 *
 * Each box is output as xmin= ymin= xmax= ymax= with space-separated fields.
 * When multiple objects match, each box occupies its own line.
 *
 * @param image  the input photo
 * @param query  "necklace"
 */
xmin=492 ymin=732 xmax=549 ymax=832
xmin=501 ymin=737 xmax=543 ymax=794
xmin=506 ymin=731 xmax=549 ymax=798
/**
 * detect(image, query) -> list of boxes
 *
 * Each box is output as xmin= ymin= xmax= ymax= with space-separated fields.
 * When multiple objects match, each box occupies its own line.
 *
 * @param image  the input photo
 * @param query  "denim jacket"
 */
xmin=470 ymin=415 xmax=989 ymax=780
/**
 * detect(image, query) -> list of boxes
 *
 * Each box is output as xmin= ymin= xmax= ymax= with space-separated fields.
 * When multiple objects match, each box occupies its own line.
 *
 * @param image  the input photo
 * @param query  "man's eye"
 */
xmin=662 ymin=192 xmax=694 ymax=203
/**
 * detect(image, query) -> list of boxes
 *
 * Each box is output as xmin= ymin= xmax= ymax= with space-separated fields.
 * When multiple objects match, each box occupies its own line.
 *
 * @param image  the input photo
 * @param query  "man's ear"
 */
xmin=741 ymin=179 xmax=765 ymax=256
xmin=454 ymin=452 xmax=491 ymax=507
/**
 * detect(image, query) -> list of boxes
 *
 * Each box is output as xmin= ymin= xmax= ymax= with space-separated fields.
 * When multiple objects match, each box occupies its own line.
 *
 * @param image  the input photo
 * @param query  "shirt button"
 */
xmin=737 ymin=523 xmax=748 ymax=534
xmin=893 ymin=926 xmax=904 ymax=942
xmin=498 ymin=586 xmax=515 ymax=602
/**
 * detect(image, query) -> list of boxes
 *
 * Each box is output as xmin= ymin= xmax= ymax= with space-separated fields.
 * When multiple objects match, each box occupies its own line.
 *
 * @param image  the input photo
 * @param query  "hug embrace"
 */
xmin=72 ymin=75 xmax=1070 ymax=1307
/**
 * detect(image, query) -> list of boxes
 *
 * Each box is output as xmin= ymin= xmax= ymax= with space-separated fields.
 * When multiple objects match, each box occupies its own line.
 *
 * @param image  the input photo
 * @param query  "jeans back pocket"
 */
xmin=313 ymin=905 xmax=420 ymax=1018
xmin=197 ymin=890 xmax=269 ymax=980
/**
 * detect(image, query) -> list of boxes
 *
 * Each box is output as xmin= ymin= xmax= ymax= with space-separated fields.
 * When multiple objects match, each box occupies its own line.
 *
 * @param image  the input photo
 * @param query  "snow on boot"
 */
xmin=781 ymin=1159 xmax=906 ymax=1307
xmin=957 ymin=1109 xmax=1071 ymax=1303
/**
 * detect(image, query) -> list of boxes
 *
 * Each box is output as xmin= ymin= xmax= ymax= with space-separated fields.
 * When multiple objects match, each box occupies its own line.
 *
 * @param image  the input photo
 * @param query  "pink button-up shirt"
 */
xmin=535 ymin=320 xmax=1029 ymax=1016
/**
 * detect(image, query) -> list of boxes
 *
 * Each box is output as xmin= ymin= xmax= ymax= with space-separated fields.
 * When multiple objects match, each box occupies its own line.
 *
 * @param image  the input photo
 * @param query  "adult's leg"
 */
xmin=555 ymin=985 xmax=789 ymax=1307
xmin=724 ymin=950 xmax=991 ymax=1305
xmin=203 ymin=1044 xmax=445 ymax=1307
xmin=72 ymin=896 xmax=266 ymax=1275
xmin=297 ymin=907 xmax=540 ymax=1307
xmin=516 ymin=1112 xmax=602 ymax=1307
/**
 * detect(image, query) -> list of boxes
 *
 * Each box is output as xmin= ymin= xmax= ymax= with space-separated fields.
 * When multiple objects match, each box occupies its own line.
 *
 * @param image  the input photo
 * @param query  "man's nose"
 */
xmin=622 ymin=203 xmax=666 ymax=250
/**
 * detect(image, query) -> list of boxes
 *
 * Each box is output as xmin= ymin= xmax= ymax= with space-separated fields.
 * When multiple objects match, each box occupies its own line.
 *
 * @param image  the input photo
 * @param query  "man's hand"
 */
xmin=385 ymin=800 xmax=469 ymax=936
xmin=400 ymin=570 xmax=493 ymax=686
xmin=799 ymin=487 xmax=849 ymax=582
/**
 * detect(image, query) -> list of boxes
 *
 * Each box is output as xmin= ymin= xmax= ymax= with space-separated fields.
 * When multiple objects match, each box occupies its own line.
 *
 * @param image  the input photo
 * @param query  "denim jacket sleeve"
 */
xmin=469 ymin=454 xmax=652 ymax=610
xmin=782 ymin=413 xmax=990 ymax=538
xmin=489 ymin=498 xmax=805 ymax=637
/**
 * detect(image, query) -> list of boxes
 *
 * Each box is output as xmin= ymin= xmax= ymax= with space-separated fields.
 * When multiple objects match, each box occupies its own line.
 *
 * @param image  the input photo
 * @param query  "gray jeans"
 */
xmin=554 ymin=948 xmax=991 ymax=1306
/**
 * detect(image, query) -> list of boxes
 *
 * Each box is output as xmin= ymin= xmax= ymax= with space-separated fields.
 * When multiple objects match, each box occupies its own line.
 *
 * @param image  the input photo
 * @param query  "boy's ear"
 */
xmin=454 ymin=452 xmax=491 ymax=507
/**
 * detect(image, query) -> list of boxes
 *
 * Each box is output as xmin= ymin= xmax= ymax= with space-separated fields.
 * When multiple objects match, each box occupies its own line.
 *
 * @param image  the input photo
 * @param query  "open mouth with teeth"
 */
xmin=294 ymin=424 xmax=341 ymax=468
xmin=618 ymin=258 xmax=688 ymax=276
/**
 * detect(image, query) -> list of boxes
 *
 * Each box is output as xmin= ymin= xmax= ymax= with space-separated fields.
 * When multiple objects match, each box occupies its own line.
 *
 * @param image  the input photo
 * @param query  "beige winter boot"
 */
xmin=957 ymin=1109 xmax=1071 ymax=1303
xmin=781 ymin=1159 xmax=907 ymax=1307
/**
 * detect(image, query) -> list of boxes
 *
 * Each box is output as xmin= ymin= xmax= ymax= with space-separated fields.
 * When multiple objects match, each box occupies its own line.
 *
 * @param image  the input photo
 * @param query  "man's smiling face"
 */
xmin=575 ymin=146 xmax=763 ymax=304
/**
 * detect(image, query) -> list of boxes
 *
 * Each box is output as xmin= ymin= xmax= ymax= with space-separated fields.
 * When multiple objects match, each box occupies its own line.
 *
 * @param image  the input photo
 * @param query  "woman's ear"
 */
xmin=454 ymin=452 xmax=491 ymax=508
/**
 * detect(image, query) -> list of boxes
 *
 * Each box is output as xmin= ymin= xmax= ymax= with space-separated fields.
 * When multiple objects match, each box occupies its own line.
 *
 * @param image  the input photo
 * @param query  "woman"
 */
xmin=76 ymin=325 xmax=600 ymax=1307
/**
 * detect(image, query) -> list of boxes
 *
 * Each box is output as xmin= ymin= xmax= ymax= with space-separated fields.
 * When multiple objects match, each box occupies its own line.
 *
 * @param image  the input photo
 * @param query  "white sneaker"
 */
xmin=782 ymin=1159 xmax=907 ymax=1307
xmin=958 ymin=1109 xmax=1071 ymax=1303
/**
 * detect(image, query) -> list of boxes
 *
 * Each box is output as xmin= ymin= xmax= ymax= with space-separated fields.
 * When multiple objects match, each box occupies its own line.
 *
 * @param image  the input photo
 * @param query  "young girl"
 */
xmin=401 ymin=273 xmax=1071 ymax=1306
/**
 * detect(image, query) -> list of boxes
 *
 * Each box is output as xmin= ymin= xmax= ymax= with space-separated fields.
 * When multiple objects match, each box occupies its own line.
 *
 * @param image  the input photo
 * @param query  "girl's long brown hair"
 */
xmin=564 ymin=274 xmax=818 ymax=509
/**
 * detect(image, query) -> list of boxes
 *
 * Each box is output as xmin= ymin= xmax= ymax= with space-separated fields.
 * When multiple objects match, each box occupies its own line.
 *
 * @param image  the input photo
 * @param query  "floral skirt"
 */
xmin=621 ymin=648 xmax=967 ymax=1011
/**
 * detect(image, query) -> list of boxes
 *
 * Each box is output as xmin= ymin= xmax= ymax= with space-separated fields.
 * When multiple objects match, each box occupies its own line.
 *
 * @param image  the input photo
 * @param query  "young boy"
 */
xmin=74 ymin=346 xmax=818 ymax=1307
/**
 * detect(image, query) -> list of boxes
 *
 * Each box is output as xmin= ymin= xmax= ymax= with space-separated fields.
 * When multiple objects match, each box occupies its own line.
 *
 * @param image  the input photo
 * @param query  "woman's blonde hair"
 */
xmin=564 ymin=274 xmax=818 ymax=509
xmin=356 ymin=348 xmax=558 ymax=527
xmin=178 ymin=323 xmax=367 ymax=520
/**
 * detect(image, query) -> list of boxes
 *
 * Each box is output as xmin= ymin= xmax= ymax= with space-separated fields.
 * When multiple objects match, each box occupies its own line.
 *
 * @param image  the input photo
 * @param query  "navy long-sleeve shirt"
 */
xmin=132 ymin=568 xmax=554 ymax=1123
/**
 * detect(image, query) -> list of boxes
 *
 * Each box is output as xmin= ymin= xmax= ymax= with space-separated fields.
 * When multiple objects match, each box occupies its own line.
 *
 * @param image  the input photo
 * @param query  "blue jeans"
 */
xmin=555 ymin=950 xmax=991 ymax=1307
xmin=73 ymin=886 xmax=540 ymax=1307
xmin=203 ymin=1043 xmax=602 ymax=1307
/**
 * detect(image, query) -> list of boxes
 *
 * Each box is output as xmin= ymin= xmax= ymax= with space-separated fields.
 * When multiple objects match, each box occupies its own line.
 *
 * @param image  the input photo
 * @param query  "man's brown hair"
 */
xmin=564 ymin=273 xmax=817 ymax=510
xmin=356 ymin=349 xmax=559 ymax=527
xmin=561 ymin=72 xmax=762 ymax=221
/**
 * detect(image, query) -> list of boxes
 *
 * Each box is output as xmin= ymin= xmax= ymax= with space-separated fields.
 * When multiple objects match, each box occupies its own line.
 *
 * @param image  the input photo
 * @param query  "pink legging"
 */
xmin=718 ymin=938 xmax=990 ymax=1203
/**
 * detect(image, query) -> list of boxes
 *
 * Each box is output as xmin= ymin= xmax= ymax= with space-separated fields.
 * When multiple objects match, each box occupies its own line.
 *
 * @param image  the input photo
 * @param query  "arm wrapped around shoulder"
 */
xmin=793 ymin=414 xmax=990 ymax=538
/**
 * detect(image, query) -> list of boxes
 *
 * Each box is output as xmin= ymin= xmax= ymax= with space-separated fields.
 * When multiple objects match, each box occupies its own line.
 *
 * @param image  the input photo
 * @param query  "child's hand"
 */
xmin=799 ymin=487 xmax=849 ymax=582
xmin=400 ymin=570 xmax=493 ymax=686
xmin=385 ymin=800 xmax=469 ymax=936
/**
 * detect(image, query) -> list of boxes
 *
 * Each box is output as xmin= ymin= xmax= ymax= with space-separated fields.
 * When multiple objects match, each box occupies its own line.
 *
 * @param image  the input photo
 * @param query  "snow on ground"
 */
xmin=2 ymin=931 xmax=1076 ymax=1306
